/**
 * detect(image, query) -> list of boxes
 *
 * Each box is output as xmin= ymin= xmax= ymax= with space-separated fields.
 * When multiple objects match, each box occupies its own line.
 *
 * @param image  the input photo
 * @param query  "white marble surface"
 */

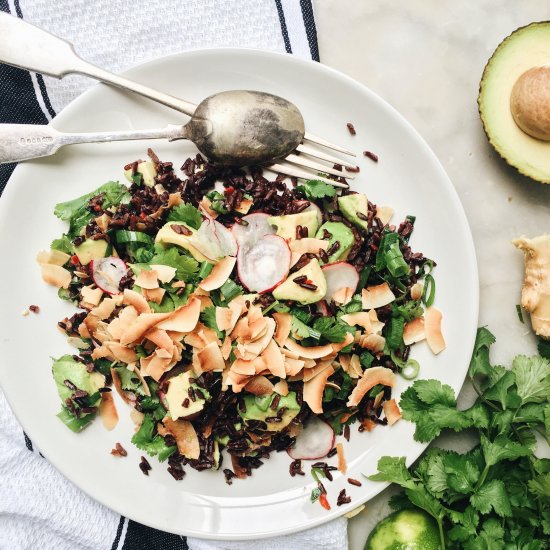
xmin=313 ymin=1 xmax=550 ymax=547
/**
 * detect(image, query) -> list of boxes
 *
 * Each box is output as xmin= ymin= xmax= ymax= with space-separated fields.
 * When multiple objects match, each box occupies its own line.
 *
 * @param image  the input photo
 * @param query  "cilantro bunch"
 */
xmin=369 ymin=328 xmax=550 ymax=549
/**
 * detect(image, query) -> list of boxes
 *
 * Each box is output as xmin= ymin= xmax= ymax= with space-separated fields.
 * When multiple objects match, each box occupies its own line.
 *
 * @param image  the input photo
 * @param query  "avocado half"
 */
xmin=478 ymin=21 xmax=550 ymax=183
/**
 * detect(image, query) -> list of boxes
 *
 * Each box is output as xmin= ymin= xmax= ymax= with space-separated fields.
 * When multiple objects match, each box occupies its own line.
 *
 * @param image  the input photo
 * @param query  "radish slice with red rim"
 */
xmin=287 ymin=416 xmax=335 ymax=460
xmin=190 ymin=218 xmax=237 ymax=261
xmin=91 ymin=257 xmax=127 ymax=295
xmin=237 ymin=234 xmax=290 ymax=293
xmin=321 ymin=262 xmax=359 ymax=302
xmin=231 ymin=213 xmax=275 ymax=249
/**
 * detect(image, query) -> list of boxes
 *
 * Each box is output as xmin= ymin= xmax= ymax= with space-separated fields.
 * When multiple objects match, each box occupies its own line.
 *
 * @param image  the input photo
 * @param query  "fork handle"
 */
xmin=0 ymin=124 xmax=186 ymax=164
xmin=0 ymin=13 xmax=197 ymax=116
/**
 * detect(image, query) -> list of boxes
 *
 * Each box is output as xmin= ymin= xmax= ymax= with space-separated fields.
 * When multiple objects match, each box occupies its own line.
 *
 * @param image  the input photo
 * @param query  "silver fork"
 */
xmin=0 ymin=13 xmax=357 ymax=183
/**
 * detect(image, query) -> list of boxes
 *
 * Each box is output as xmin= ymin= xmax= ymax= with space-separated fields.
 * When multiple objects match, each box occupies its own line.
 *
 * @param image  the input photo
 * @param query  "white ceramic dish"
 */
xmin=0 ymin=49 xmax=478 ymax=539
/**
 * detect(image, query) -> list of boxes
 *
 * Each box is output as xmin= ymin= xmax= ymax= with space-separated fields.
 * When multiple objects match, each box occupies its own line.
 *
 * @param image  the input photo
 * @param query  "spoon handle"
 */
xmin=0 ymin=13 xmax=197 ymax=116
xmin=0 ymin=124 xmax=186 ymax=164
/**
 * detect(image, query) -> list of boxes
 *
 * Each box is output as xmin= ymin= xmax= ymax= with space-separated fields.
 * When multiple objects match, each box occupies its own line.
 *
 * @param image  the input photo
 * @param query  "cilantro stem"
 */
xmin=470 ymin=378 xmax=501 ymax=412
xmin=475 ymin=464 xmax=491 ymax=492
xmin=437 ymin=516 xmax=446 ymax=550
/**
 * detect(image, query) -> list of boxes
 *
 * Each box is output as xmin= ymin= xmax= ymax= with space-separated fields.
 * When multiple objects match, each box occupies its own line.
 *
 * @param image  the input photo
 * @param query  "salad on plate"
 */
xmin=36 ymin=149 xmax=445 ymax=486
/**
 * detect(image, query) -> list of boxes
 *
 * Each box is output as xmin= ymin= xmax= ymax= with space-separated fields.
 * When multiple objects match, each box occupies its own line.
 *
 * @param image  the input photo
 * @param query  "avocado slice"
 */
xmin=238 ymin=392 xmax=300 ymax=432
xmin=272 ymin=258 xmax=327 ymax=304
xmin=165 ymin=370 xmax=206 ymax=420
xmin=338 ymin=194 xmax=369 ymax=231
xmin=124 ymin=160 xmax=158 ymax=187
xmin=52 ymin=355 xmax=105 ymax=402
xmin=74 ymin=239 xmax=109 ymax=265
xmin=478 ymin=22 xmax=550 ymax=183
xmin=268 ymin=210 xmax=319 ymax=240
xmin=315 ymin=221 xmax=354 ymax=262
xmin=155 ymin=221 xmax=209 ymax=262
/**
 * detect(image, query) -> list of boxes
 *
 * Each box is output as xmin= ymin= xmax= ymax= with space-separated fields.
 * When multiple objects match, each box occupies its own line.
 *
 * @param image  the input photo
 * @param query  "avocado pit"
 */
xmin=510 ymin=65 xmax=550 ymax=141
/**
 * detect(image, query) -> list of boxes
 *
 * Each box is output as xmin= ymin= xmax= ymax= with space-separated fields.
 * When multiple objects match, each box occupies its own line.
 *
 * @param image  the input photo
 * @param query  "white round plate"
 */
xmin=0 ymin=49 xmax=478 ymax=540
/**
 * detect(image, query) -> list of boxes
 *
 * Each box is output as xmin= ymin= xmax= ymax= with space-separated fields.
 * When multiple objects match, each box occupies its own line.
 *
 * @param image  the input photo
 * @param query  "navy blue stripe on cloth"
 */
xmin=299 ymin=0 xmax=320 ymax=62
xmin=274 ymin=0 xmax=292 ymax=53
xmin=111 ymin=517 xmax=125 ymax=550
xmin=121 ymin=519 xmax=189 ymax=550
xmin=23 ymin=432 xmax=33 ymax=452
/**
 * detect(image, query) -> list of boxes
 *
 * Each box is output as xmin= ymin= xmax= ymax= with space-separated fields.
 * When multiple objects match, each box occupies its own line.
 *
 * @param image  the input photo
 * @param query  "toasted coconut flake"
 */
xmin=373 ymin=389 xmax=385 ymax=409
xmin=99 ymin=392 xmax=118 ymax=431
xmin=284 ymin=356 xmax=306 ymax=376
xmin=199 ymin=196 xmax=218 ymax=218
xmin=425 ymin=307 xmax=446 ymax=354
xmin=120 ymin=312 xmax=171 ymax=345
xmin=336 ymin=442 xmax=347 ymax=473
xmin=110 ymin=367 xmax=131 ymax=404
xmin=341 ymin=312 xmax=372 ymax=332
xmin=231 ymin=358 xmax=256 ymax=375
xmin=132 ymin=364 xmax=151 ymax=397
xmin=41 ymin=264 xmax=71 ymax=289
xmin=347 ymin=367 xmax=396 ymax=407
xmin=330 ymin=332 xmax=354 ymax=354
xmin=167 ymin=192 xmax=183 ymax=208
xmin=221 ymin=336 xmax=232 ymax=360
xmin=196 ymin=341 xmax=226 ymax=373
xmin=367 ymin=309 xmax=385 ymax=334
xmin=91 ymin=297 xmax=118 ymax=320
xmin=303 ymin=360 xmax=333 ymax=382
xmin=135 ymin=269 xmax=160 ymax=290
xmin=332 ymin=286 xmax=354 ymax=305
xmin=107 ymin=305 xmax=138 ymax=339
xmin=156 ymin=297 xmax=201 ymax=333
xmin=261 ymin=339 xmax=286 ymax=378
xmin=199 ymin=256 xmax=237 ymax=291
xmin=227 ymin=371 xmax=252 ymax=393
xmin=143 ymin=287 xmax=166 ymax=304
xmin=303 ymin=365 xmax=334 ymax=414
xmin=130 ymin=408 xmax=144 ymax=427
xmin=376 ymin=205 xmax=394 ymax=226
xmin=123 ymin=289 xmax=151 ymax=314
xmin=362 ymin=283 xmax=396 ymax=309
xmin=234 ymin=197 xmax=253 ymax=214
xmin=171 ymin=281 xmax=186 ymax=289
xmin=163 ymin=417 xmax=200 ymax=460
xmin=403 ymin=317 xmax=426 ymax=345
xmin=197 ymin=324 xmax=221 ymax=346
xmin=273 ymin=379 xmax=289 ymax=396
xmin=148 ymin=264 xmax=176 ymax=283
xmin=349 ymin=354 xmax=363 ymax=378
xmin=289 ymin=238 xmax=329 ymax=266
xmin=142 ymin=350 xmax=173 ymax=381
xmin=410 ymin=282 xmax=424 ymax=301
xmin=383 ymin=399 xmax=402 ymax=426
xmin=216 ymin=305 xmax=240 ymax=332
xmin=36 ymin=249 xmax=71 ymax=266
xmin=359 ymin=334 xmax=386 ymax=353
xmin=80 ymin=285 xmax=103 ymax=307
xmin=106 ymin=342 xmax=138 ymax=364
xmin=144 ymin=328 xmax=173 ymax=352
xmin=273 ymin=312 xmax=292 ymax=346
xmin=245 ymin=375 xmax=275 ymax=396
xmin=284 ymin=338 xmax=334 ymax=360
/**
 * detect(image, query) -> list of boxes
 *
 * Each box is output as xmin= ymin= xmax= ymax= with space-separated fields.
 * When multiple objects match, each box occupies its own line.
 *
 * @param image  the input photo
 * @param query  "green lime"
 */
xmin=364 ymin=509 xmax=442 ymax=550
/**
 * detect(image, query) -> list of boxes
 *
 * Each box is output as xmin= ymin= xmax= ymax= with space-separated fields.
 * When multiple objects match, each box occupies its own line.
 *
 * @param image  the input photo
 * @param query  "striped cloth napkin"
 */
xmin=0 ymin=1 xmax=348 ymax=549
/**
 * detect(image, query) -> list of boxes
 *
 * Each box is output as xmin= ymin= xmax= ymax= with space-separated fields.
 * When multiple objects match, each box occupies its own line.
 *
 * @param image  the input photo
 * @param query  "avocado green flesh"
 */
xmin=74 ymin=239 xmax=109 ymax=265
xmin=166 ymin=371 xmax=206 ymax=420
xmin=365 ymin=509 xmax=441 ymax=550
xmin=338 ymin=194 xmax=369 ymax=231
xmin=315 ymin=221 xmax=354 ymax=262
xmin=155 ymin=222 xmax=209 ymax=262
xmin=268 ymin=210 xmax=319 ymax=241
xmin=239 ymin=392 xmax=300 ymax=432
xmin=52 ymin=355 xmax=105 ymax=402
xmin=478 ymin=21 xmax=550 ymax=183
xmin=272 ymin=258 xmax=327 ymax=304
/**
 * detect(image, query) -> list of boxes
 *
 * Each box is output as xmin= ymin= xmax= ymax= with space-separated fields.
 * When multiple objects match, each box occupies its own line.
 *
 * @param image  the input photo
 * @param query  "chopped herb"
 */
xmin=201 ymin=306 xmax=224 ymax=339
xmin=516 ymin=304 xmax=524 ymax=324
xmin=206 ymin=191 xmax=228 ymax=214
xmin=219 ymin=279 xmax=243 ymax=302
xmin=167 ymin=202 xmax=202 ymax=229
xmin=296 ymin=179 xmax=337 ymax=200
xmin=131 ymin=414 xmax=176 ymax=461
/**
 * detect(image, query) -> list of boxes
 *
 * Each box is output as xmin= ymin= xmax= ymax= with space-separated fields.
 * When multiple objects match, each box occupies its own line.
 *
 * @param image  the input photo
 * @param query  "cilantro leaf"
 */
xmin=312 ymin=317 xmax=351 ymax=343
xmin=468 ymin=327 xmax=496 ymax=378
xmin=480 ymin=433 xmax=532 ymax=467
xmin=295 ymin=179 xmax=336 ymax=200
xmin=291 ymin=316 xmax=320 ymax=340
xmin=149 ymin=247 xmax=199 ymax=281
xmin=114 ymin=366 xmax=148 ymax=396
xmin=167 ymin=202 xmax=202 ymax=229
xmin=512 ymin=355 xmax=550 ymax=404
xmin=206 ymin=191 xmax=228 ymax=215
xmin=51 ymin=235 xmax=73 ymax=254
xmin=368 ymin=456 xmax=416 ymax=490
xmin=470 ymin=479 xmax=512 ymax=517
xmin=131 ymin=414 xmax=176 ymax=461
xmin=201 ymin=306 xmax=224 ymax=339
xmin=529 ymin=472 xmax=550 ymax=500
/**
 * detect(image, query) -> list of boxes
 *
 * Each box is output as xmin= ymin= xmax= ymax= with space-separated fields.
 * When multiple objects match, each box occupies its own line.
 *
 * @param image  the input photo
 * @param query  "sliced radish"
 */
xmin=91 ymin=257 xmax=127 ymax=295
xmin=287 ymin=416 xmax=335 ymax=460
xmin=237 ymin=234 xmax=290 ymax=293
xmin=321 ymin=262 xmax=359 ymax=303
xmin=190 ymin=218 xmax=237 ymax=261
xmin=231 ymin=213 xmax=275 ymax=249
xmin=317 ymin=300 xmax=330 ymax=316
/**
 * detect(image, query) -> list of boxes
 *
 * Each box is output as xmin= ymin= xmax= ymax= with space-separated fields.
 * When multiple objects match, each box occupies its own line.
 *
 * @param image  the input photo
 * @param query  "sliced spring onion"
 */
xmin=198 ymin=261 xmax=214 ymax=280
xmin=421 ymin=274 xmax=436 ymax=307
xmin=401 ymin=359 xmax=421 ymax=380
xmin=516 ymin=304 xmax=524 ymax=324
xmin=115 ymin=230 xmax=154 ymax=245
